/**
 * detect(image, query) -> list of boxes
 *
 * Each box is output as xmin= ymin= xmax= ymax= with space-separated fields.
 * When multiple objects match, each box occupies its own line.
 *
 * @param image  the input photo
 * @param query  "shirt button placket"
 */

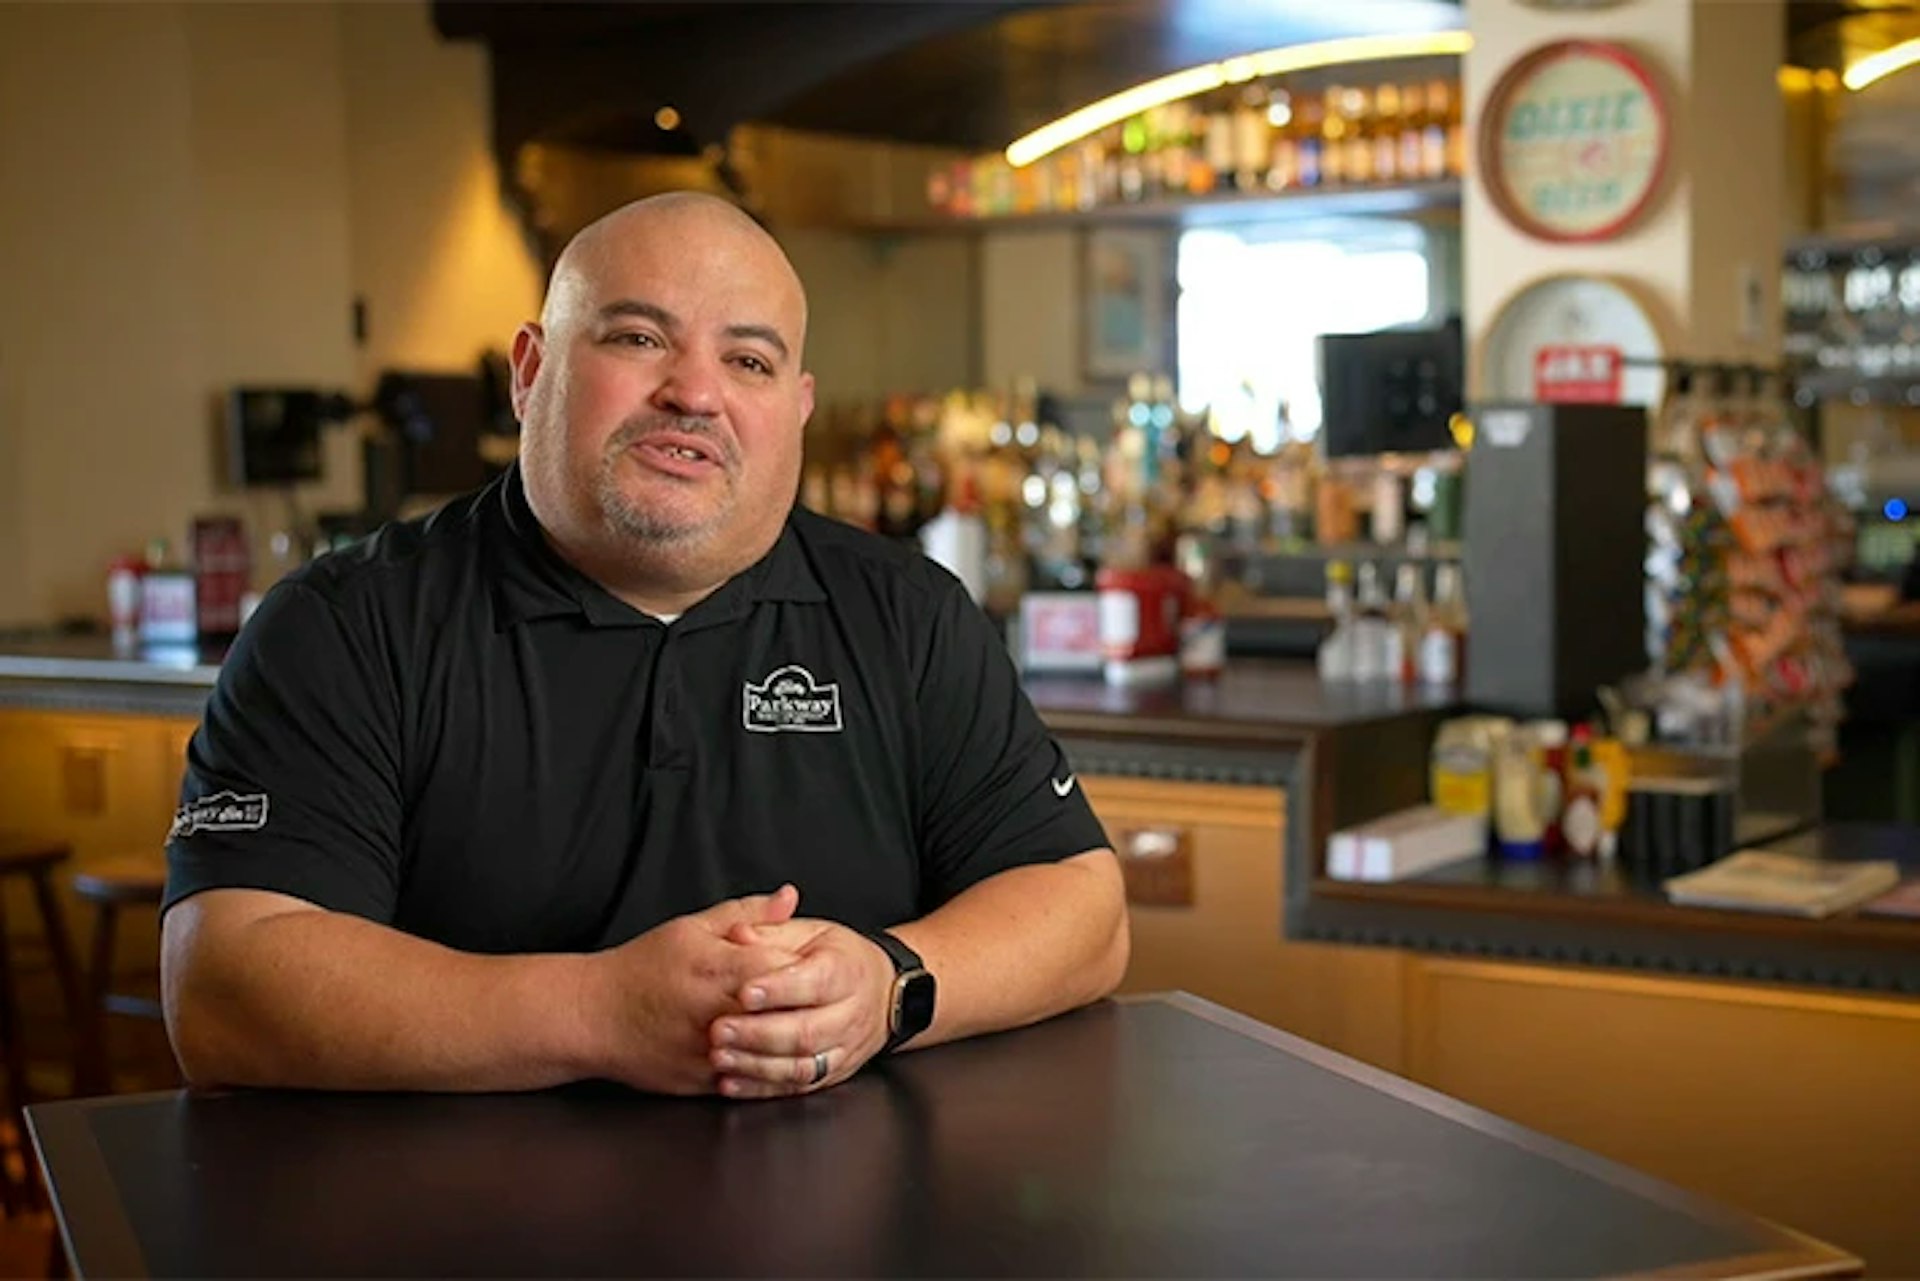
xmin=652 ymin=638 xmax=682 ymax=768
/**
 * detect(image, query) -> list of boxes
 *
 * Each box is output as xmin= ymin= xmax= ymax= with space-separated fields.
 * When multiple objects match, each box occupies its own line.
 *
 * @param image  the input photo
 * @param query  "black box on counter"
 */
xmin=1463 ymin=402 xmax=1647 ymax=720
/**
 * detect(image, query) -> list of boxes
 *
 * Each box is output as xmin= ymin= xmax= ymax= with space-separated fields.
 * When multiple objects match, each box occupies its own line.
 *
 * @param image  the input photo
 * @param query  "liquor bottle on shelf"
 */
xmin=920 ymin=464 xmax=990 ymax=605
xmin=1315 ymin=462 xmax=1360 ymax=546
xmin=1419 ymin=561 xmax=1468 ymax=689
xmin=1398 ymin=83 xmax=1427 ymax=183
xmin=1179 ymin=555 xmax=1226 ymax=681
xmin=1318 ymin=560 xmax=1358 ymax=681
xmin=1344 ymin=86 xmax=1375 ymax=185
xmin=1294 ymin=90 xmax=1325 ymax=188
xmin=869 ymin=402 xmax=920 ymax=540
xmin=1209 ymin=97 xmax=1239 ymax=196
xmin=1439 ymin=79 xmax=1466 ymax=177
xmin=1232 ymin=85 xmax=1270 ymax=193
xmin=1373 ymin=83 xmax=1402 ymax=184
xmin=1224 ymin=439 xmax=1269 ymax=552
xmin=1154 ymin=103 xmax=1180 ymax=197
xmin=1320 ymin=87 xmax=1349 ymax=186
xmin=1422 ymin=80 xmax=1452 ymax=180
xmin=1118 ymin=116 xmax=1147 ymax=203
xmin=1386 ymin=561 xmax=1429 ymax=685
xmin=1267 ymin=89 xmax=1299 ymax=190
xmin=1351 ymin=560 xmax=1393 ymax=681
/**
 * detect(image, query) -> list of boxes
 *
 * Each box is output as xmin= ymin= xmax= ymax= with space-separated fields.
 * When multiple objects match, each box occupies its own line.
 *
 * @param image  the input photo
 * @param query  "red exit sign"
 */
xmin=1533 ymin=344 xmax=1624 ymax=403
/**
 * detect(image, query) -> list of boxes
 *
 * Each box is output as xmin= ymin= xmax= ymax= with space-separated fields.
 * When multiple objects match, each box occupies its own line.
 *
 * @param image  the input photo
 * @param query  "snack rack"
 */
xmin=1644 ymin=362 xmax=1854 ymax=755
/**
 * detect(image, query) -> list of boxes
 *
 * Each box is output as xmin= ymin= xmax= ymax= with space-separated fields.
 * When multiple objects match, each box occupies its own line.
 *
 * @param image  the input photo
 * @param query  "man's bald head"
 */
xmin=541 ymin=193 xmax=809 ymax=360
xmin=507 ymin=188 xmax=818 ymax=617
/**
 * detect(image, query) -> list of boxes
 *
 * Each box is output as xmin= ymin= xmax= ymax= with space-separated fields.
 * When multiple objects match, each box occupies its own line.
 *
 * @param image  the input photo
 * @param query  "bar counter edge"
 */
xmin=3 ymin=643 xmax=1916 ymax=995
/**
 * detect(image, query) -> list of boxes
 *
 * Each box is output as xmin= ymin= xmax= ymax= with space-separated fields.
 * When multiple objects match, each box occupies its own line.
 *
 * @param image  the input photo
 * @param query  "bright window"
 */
xmin=1177 ymin=221 xmax=1432 ymax=449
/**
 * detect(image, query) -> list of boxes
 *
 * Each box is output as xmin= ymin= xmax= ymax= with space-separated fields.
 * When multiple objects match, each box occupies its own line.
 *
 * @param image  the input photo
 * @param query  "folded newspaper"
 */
xmin=1663 ymin=851 xmax=1901 ymax=919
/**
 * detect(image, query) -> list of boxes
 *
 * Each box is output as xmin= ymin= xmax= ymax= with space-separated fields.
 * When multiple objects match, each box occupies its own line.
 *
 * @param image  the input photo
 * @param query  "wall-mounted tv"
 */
xmin=1319 ymin=319 xmax=1464 ymax=459
xmin=374 ymin=369 xmax=514 ymax=497
xmin=227 ymin=388 xmax=353 ymax=486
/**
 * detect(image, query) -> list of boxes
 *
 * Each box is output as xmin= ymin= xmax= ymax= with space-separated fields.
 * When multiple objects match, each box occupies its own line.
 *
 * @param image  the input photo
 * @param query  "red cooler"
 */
xmin=1096 ymin=565 xmax=1187 ymax=686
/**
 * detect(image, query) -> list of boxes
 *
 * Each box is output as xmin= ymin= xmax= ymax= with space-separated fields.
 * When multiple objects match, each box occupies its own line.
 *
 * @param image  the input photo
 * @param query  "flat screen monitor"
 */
xmin=1319 ymin=320 xmax=1463 ymax=458
xmin=227 ymin=388 xmax=330 ymax=486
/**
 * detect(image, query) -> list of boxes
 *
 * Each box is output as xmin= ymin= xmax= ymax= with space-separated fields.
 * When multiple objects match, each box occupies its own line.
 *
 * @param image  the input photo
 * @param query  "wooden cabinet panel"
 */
xmin=1406 ymin=958 xmax=1920 ymax=1275
xmin=1 ymin=712 xmax=150 ymax=853
xmin=1086 ymin=774 xmax=1408 ymax=1073
xmin=0 ymin=708 xmax=195 ymax=979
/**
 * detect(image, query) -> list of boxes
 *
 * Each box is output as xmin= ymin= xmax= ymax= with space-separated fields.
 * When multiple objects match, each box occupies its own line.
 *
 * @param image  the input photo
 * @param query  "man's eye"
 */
xmin=610 ymin=331 xmax=660 ymax=348
xmin=734 ymin=354 xmax=772 ymax=375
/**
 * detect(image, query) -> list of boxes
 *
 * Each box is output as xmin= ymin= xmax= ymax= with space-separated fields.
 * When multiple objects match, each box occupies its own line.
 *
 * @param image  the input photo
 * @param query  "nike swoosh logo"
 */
xmin=1051 ymin=775 xmax=1076 ymax=797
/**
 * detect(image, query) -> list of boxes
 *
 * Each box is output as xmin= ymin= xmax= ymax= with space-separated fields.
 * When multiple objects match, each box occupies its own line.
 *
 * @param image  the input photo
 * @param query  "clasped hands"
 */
xmin=593 ymin=883 xmax=895 ymax=1100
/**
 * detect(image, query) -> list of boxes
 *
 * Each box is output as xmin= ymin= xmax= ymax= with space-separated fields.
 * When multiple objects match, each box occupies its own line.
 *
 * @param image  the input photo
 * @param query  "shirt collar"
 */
xmin=486 ymin=463 xmax=826 ymax=632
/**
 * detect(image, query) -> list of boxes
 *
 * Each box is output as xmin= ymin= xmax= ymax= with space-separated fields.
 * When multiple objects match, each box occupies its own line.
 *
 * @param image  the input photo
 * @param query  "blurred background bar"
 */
xmin=3 ymin=0 xmax=1920 ymax=1274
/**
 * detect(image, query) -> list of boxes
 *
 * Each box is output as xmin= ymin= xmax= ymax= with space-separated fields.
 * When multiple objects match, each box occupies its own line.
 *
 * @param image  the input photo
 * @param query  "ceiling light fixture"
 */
xmin=1005 ymin=31 xmax=1472 ymax=168
xmin=1843 ymin=36 xmax=1920 ymax=91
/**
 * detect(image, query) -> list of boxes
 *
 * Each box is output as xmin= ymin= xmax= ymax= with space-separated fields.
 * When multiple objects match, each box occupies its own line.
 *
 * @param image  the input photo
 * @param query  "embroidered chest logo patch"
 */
xmin=743 ymin=664 xmax=843 ymax=734
xmin=169 ymin=790 xmax=270 ymax=840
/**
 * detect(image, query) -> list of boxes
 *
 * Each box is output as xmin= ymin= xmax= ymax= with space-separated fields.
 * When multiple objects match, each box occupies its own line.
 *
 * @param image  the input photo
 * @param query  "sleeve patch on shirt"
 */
xmin=170 ymin=791 xmax=270 ymax=840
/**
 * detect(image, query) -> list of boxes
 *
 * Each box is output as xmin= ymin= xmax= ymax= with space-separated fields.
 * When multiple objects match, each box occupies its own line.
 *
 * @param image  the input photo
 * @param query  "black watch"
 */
xmin=866 ymin=929 xmax=936 ymax=1054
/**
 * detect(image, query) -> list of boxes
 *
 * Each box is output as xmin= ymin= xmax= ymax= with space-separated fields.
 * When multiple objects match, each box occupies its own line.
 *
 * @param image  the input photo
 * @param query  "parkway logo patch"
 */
xmin=743 ymin=664 xmax=843 ymax=734
xmin=169 ymin=791 xmax=270 ymax=840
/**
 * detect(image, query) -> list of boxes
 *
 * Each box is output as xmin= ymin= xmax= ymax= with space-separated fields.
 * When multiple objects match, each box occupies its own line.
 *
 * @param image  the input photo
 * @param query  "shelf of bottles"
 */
xmin=802 ymin=378 xmax=1214 ymax=615
xmin=800 ymin=377 xmax=1467 ymax=688
xmin=927 ymin=75 xmax=1467 ymax=221
xmin=1646 ymin=363 xmax=1855 ymax=752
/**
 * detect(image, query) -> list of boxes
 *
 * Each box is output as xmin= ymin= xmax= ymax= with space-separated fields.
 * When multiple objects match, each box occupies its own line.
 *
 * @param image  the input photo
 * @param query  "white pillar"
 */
xmin=1463 ymin=0 xmax=1785 ymax=388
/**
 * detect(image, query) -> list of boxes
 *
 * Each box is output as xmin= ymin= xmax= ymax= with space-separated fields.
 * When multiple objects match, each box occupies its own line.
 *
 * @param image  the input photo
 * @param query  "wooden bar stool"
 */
xmin=70 ymin=858 xmax=166 ymax=1099
xmin=0 ymin=834 xmax=88 ymax=1216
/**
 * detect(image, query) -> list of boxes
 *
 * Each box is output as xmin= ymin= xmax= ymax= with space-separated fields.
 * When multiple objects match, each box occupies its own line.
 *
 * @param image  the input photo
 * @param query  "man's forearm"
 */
xmin=889 ymin=849 xmax=1128 ymax=1050
xmin=165 ymin=907 xmax=599 ymax=1092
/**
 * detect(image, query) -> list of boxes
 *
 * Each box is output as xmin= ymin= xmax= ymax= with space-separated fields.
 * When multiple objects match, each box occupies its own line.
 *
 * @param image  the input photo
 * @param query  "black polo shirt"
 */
xmin=163 ymin=465 xmax=1108 ymax=953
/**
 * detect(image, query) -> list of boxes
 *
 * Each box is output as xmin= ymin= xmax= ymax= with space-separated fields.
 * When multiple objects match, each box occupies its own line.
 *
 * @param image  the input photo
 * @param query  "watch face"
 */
xmin=897 ymin=971 xmax=937 ymax=1038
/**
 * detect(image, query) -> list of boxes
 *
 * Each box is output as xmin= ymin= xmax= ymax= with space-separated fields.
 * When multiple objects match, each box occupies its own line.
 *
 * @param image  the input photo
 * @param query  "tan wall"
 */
xmin=340 ymin=1 xmax=542 ymax=377
xmin=1687 ymin=1 xmax=1784 ymax=364
xmin=0 ymin=3 xmax=203 ymax=626
xmin=780 ymin=229 xmax=977 ymax=404
xmin=981 ymin=227 xmax=1083 ymax=395
xmin=873 ymin=235 xmax=979 ymax=397
xmin=186 ymin=3 xmax=364 ymax=572
xmin=0 ymin=1 xmax=540 ymax=627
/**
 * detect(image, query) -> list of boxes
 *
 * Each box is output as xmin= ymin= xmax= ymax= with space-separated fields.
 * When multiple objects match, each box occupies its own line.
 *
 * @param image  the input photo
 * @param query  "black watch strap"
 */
xmin=866 ymin=928 xmax=935 ymax=1053
xmin=866 ymin=927 xmax=925 ymax=977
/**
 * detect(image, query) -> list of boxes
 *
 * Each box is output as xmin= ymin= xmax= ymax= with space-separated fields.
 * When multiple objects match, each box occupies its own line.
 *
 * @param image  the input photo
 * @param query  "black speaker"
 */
xmin=1463 ymin=401 xmax=1647 ymax=720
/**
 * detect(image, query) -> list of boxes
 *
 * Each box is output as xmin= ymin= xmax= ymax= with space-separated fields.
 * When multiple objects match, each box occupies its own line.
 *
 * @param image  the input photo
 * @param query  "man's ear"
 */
xmin=509 ymin=323 xmax=545 ymax=420
xmin=797 ymin=371 xmax=816 ymax=430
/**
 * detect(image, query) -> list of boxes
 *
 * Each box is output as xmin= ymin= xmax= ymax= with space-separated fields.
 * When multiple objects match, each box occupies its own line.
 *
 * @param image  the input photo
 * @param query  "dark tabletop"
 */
xmin=29 ymin=994 xmax=1853 ymax=1279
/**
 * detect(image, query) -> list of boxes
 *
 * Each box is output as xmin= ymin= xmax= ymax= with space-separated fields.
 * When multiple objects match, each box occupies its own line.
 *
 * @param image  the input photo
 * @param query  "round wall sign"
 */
xmin=1478 ymin=273 xmax=1670 ymax=408
xmin=1479 ymin=40 xmax=1670 ymax=243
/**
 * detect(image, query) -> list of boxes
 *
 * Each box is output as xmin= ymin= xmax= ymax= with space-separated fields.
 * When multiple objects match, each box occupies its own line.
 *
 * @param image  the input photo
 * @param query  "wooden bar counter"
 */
xmin=2 ymin=638 xmax=1917 ymax=1271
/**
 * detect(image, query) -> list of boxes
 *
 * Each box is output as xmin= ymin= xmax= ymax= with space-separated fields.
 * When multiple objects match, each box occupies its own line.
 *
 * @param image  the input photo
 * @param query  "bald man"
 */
xmin=161 ymin=193 xmax=1127 ymax=1098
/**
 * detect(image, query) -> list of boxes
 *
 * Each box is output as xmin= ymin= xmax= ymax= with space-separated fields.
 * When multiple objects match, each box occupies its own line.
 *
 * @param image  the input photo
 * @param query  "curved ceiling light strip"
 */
xmin=1843 ymin=36 xmax=1920 ymax=91
xmin=1005 ymin=31 xmax=1473 ymax=168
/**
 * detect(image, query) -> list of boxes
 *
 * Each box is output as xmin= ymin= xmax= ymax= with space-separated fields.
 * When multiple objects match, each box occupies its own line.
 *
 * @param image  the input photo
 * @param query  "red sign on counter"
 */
xmin=1533 ymin=344 xmax=1624 ymax=403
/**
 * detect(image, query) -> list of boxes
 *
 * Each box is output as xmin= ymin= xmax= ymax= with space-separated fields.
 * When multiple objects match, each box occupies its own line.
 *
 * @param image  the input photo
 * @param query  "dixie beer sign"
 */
xmin=1480 ymin=40 xmax=1670 ymax=243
